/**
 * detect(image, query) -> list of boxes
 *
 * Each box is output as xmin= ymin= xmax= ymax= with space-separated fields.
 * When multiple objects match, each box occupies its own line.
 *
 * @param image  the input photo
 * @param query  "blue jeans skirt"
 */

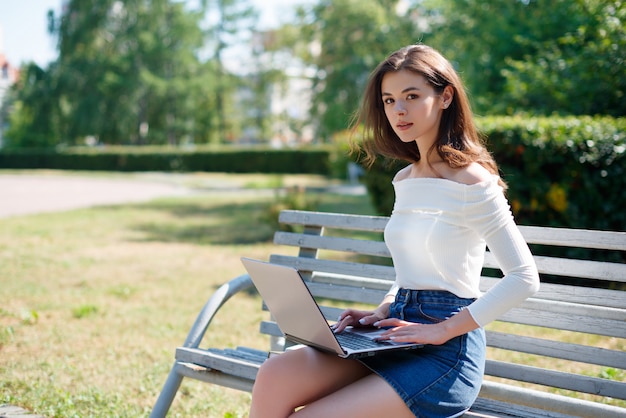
xmin=357 ymin=289 xmax=486 ymax=418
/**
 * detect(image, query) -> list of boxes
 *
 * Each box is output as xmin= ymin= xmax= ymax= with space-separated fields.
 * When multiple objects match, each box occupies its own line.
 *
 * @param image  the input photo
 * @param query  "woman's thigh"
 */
xmin=251 ymin=346 xmax=371 ymax=411
xmin=292 ymin=373 xmax=414 ymax=418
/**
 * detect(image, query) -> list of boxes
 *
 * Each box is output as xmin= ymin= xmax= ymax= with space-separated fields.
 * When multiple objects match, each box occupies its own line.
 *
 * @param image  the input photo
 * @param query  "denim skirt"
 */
xmin=358 ymin=289 xmax=486 ymax=418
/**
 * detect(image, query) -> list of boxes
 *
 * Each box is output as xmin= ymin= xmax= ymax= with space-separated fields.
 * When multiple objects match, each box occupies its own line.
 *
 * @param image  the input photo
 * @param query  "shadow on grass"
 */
xmin=129 ymin=199 xmax=276 ymax=245
xmin=111 ymin=190 xmax=374 ymax=247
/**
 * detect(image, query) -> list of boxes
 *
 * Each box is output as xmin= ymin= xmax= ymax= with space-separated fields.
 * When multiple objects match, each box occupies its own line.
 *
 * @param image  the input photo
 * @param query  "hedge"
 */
xmin=0 ymin=146 xmax=332 ymax=175
xmin=2 ymin=116 xmax=624 ymax=233
xmin=361 ymin=116 xmax=626 ymax=232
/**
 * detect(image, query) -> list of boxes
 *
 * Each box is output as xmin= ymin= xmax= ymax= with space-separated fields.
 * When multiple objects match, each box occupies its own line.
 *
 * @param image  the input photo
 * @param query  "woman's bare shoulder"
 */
xmin=437 ymin=162 xmax=493 ymax=185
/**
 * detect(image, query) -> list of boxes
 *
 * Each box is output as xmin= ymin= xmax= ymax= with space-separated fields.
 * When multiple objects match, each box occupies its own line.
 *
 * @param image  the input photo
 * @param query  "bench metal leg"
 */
xmin=149 ymin=363 xmax=184 ymax=418
xmin=150 ymin=274 xmax=255 ymax=417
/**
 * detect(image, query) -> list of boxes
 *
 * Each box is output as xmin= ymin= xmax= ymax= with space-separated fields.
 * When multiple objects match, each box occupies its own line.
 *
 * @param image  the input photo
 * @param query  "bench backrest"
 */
xmin=261 ymin=210 xmax=626 ymax=409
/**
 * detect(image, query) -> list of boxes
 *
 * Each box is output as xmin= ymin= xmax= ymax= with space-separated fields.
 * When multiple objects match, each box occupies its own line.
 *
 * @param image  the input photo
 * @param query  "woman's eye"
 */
xmin=407 ymin=94 xmax=418 ymax=100
xmin=383 ymin=98 xmax=394 ymax=104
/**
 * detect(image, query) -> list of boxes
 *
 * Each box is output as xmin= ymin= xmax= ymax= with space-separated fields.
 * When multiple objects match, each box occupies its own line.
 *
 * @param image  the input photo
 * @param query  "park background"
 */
xmin=0 ymin=0 xmax=624 ymax=416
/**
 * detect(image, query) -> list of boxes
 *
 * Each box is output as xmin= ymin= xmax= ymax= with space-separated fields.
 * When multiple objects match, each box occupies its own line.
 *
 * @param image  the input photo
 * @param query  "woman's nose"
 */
xmin=395 ymin=102 xmax=406 ymax=115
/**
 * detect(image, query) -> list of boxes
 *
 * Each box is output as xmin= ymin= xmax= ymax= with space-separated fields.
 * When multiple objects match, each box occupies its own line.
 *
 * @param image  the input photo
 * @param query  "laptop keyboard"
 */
xmin=335 ymin=331 xmax=391 ymax=350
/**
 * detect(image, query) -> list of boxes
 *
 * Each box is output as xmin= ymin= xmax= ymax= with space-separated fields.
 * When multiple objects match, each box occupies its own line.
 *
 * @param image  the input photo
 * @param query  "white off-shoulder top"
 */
xmin=384 ymin=165 xmax=540 ymax=327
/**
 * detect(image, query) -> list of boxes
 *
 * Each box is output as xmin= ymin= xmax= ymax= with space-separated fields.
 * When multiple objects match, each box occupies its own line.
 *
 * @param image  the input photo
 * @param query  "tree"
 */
xmin=196 ymin=0 xmax=258 ymax=143
xmin=423 ymin=0 xmax=625 ymax=116
xmin=279 ymin=0 xmax=426 ymax=140
xmin=49 ymin=0 xmax=207 ymax=145
xmin=4 ymin=63 xmax=58 ymax=148
xmin=501 ymin=0 xmax=626 ymax=116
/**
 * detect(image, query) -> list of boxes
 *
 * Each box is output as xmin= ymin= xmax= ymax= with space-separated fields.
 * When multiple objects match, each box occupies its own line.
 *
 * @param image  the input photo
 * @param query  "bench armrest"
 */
xmin=182 ymin=274 xmax=254 ymax=348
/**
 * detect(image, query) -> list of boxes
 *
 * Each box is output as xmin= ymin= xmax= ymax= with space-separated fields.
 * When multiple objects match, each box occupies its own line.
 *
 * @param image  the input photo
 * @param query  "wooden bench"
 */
xmin=150 ymin=210 xmax=626 ymax=418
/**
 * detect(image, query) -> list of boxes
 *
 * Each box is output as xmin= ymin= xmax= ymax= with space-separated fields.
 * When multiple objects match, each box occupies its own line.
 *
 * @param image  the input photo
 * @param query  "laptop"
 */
xmin=240 ymin=257 xmax=422 ymax=359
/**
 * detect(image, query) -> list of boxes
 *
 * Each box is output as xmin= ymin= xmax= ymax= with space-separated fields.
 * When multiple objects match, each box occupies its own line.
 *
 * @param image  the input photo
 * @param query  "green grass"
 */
xmin=2 ymin=171 xmax=623 ymax=416
xmin=0 ymin=172 xmax=375 ymax=418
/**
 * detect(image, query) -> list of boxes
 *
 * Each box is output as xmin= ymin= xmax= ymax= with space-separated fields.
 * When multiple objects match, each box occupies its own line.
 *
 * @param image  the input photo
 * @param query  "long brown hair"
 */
xmin=352 ymin=44 xmax=505 ymax=188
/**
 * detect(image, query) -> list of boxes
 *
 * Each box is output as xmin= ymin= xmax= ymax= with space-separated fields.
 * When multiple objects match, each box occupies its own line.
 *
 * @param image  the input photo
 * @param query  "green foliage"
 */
xmin=49 ymin=0 xmax=208 ymax=145
xmin=4 ymin=64 xmax=58 ymax=148
xmin=287 ymin=0 xmax=425 ymax=139
xmin=600 ymin=367 xmax=625 ymax=381
xmin=6 ymin=0 xmax=623 ymax=150
xmin=423 ymin=0 xmax=625 ymax=116
xmin=501 ymin=0 xmax=626 ymax=116
xmin=5 ymin=0 xmax=264 ymax=148
xmin=484 ymin=115 xmax=626 ymax=231
xmin=359 ymin=116 xmax=626 ymax=232
xmin=263 ymin=186 xmax=321 ymax=233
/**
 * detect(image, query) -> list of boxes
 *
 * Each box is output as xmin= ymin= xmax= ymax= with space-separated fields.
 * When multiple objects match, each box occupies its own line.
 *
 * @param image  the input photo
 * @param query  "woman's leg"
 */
xmin=249 ymin=346 xmax=371 ymax=418
xmin=292 ymin=373 xmax=415 ymax=418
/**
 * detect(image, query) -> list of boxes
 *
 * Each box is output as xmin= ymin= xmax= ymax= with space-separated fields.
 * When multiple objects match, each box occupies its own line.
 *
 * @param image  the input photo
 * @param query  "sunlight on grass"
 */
xmin=3 ymin=171 xmax=622 ymax=416
xmin=0 ymin=173 xmax=374 ymax=417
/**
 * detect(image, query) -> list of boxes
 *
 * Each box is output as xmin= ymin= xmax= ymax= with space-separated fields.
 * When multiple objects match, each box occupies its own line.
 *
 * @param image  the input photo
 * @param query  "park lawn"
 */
xmin=1 ymin=173 xmax=622 ymax=416
xmin=0 ymin=180 xmax=374 ymax=418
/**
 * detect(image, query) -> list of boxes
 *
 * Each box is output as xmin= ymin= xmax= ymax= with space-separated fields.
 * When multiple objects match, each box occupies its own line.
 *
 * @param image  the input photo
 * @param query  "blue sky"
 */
xmin=0 ymin=0 xmax=61 ymax=66
xmin=0 ymin=0 xmax=311 ymax=68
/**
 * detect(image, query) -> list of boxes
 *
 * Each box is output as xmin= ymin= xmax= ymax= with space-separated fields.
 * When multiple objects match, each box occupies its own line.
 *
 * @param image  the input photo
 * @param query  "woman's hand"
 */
xmin=331 ymin=307 xmax=388 ymax=334
xmin=374 ymin=309 xmax=481 ymax=346
xmin=373 ymin=319 xmax=450 ymax=346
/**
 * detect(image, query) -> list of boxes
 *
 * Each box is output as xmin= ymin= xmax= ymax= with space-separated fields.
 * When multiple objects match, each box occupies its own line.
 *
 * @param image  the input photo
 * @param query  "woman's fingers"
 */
xmin=373 ymin=318 xmax=406 ymax=328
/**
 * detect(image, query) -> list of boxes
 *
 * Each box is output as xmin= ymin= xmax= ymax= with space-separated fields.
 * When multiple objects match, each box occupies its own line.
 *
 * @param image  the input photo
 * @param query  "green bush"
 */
xmin=360 ymin=116 xmax=626 ymax=232
xmin=0 ymin=146 xmax=332 ymax=175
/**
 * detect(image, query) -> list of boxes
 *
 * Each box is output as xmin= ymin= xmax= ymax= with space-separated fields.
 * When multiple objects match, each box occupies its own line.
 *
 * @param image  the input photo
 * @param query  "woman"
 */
xmin=249 ymin=44 xmax=540 ymax=418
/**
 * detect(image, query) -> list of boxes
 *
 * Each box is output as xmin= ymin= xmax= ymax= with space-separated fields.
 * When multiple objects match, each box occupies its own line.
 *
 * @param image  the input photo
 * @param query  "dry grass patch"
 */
xmin=0 ymin=192 xmax=290 ymax=417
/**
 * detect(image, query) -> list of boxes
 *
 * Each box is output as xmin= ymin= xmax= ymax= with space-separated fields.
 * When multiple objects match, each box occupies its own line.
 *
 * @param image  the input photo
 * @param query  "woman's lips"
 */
xmin=396 ymin=122 xmax=413 ymax=131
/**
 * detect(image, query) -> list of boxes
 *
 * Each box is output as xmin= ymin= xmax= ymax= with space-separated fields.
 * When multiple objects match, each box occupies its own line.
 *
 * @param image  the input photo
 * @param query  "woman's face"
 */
xmin=381 ymin=69 xmax=448 ymax=147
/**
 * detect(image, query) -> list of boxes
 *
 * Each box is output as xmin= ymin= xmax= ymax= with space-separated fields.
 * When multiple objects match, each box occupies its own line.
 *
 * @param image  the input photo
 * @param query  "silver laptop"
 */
xmin=241 ymin=257 xmax=422 ymax=359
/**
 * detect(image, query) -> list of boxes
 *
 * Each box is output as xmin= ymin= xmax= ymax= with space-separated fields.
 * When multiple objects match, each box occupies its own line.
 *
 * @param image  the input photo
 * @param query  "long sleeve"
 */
xmin=466 ymin=219 xmax=540 ymax=326
xmin=461 ymin=178 xmax=540 ymax=326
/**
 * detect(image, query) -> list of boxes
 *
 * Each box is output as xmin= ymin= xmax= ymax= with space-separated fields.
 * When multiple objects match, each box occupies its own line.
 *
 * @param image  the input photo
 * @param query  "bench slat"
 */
xmin=269 ymin=254 xmax=396 ymax=281
xmin=484 ymin=252 xmax=626 ymax=283
xmin=485 ymin=360 xmax=626 ymax=399
xmin=477 ymin=380 xmax=626 ymax=418
xmin=176 ymin=347 xmax=262 ymax=380
xmin=517 ymin=297 xmax=625 ymax=322
xmin=468 ymin=396 xmax=574 ymax=418
xmin=260 ymin=320 xmax=282 ymax=338
xmin=279 ymin=210 xmax=389 ymax=231
xmin=485 ymin=331 xmax=626 ymax=369
xmin=518 ymin=225 xmax=626 ymax=250
xmin=480 ymin=277 xmax=625 ymax=309
xmin=279 ymin=211 xmax=626 ymax=251
xmin=311 ymin=272 xmax=393 ymax=291
xmin=307 ymin=282 xmax=384 ymax=305
xmin=497 ymin=306 xmax=626 ymax=338
xmin=274 ymin=231 xmax=389 ymax=257
xmin=175 ymin=362 xmax=255 ymax=392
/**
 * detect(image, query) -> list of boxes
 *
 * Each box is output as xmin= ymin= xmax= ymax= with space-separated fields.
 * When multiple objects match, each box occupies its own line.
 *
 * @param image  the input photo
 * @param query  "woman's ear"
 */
xmin=441 ymin=86 xmax=454 ymax=109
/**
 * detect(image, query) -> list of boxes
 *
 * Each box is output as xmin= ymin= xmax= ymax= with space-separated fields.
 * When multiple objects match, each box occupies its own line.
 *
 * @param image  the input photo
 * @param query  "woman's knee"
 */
xmin=255 ymin=347 xmax=315 ymax=387
xmin=255 ymin=352 xmax=293 ymax=386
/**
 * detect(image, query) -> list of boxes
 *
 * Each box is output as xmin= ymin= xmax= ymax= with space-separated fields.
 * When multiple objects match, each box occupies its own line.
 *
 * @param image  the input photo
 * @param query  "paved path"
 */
xmin=0 ymin=173 xmax=366 ymax=219
xmin=0 ymin=404 xmax=46 ymax=418
xmin=0 ymin=174 xmax=193 ymax=219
